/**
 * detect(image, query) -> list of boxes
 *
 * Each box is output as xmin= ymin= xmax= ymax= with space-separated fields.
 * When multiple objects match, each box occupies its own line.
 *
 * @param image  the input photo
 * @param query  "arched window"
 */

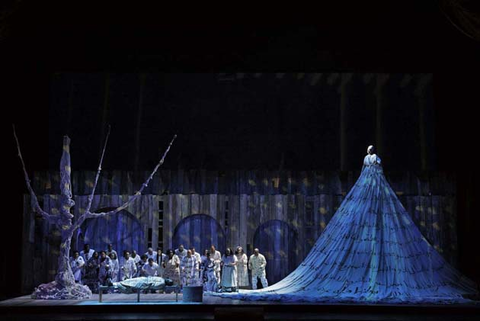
xmin=253 ymin=220 xmax=299 ymax=285
xmin=76 ymin=207 xmax=145 ymax=258
xmin=172 ymin=214 xmax=226 ymax=254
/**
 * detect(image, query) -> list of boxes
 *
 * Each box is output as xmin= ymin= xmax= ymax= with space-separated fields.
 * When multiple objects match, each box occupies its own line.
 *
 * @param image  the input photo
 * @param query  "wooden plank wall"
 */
xmin=31 ymin=169 xmax=456 ymax=197
xmin=21 ymin=169 xmax=458 ymax=292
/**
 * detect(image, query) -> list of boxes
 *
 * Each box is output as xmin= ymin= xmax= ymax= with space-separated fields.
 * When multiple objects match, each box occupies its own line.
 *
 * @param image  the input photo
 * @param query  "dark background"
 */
xmin=2 ymin=2 xmax=480 ymax=298
xmin=45 ymin=72 xmax=431 ymax=172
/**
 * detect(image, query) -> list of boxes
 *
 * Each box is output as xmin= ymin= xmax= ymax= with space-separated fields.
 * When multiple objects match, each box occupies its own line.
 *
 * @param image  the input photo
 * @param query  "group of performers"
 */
xmin=63 ymin=145 xmax=479 ymax=303
xmin=70 ymin=243 xmax=268 ymax=293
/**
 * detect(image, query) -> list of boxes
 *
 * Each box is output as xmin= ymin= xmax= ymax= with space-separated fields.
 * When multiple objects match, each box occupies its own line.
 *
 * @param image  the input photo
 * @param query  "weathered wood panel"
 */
xmin=21 ymin=169 xmax=459 ymax=293
xmin=30 ymin=170 xmax=457 ymax=197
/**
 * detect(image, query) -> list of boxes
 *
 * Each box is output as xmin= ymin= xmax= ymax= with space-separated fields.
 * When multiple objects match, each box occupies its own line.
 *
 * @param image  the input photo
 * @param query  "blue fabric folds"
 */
xmin=212 ymin=160 xmax=479 ymax=304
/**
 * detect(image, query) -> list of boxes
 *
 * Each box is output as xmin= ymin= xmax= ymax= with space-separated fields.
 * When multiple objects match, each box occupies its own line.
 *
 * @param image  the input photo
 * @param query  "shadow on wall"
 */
xmin=75 ymin=208 xmax=145 ymax=257
xmin=172 ymin=214 xmax=226 ymax=254
xmin=253 ymin=219 xmax=299 ymax=285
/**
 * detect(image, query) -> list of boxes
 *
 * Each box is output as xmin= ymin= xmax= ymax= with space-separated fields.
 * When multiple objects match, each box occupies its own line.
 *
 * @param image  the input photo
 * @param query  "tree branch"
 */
xmin=13 ymin=125 xmax=57 ymax=223
xmin=85 ymin=125 xmax=111 ymax=214
xmin=73 ymin=134 xmax=177 ymax=229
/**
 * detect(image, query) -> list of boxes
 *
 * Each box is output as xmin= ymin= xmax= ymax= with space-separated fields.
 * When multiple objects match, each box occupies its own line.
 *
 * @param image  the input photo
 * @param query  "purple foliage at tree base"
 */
xmin=31 ymin=281 xmax=92 ymax=300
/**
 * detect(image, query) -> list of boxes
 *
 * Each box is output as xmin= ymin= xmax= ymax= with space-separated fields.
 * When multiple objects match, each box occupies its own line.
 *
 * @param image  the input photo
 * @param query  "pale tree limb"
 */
xmin=13 ymin=125 xmax=57 ymax=223
xmin=85 ymin=125 xmax=111 ymax=214
xmin=72 ymin=134 xmax=177 ymax=230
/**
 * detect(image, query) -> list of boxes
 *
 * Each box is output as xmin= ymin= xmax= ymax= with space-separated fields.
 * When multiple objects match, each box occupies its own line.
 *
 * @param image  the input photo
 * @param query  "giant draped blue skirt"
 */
xmin=211 ymin=164 xmax=479 ymax=303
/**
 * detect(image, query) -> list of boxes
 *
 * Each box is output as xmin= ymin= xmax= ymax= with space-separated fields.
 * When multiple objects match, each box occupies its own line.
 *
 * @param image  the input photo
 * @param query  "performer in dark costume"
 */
xmin=83 ymin=251 xmax=100 ymax=293
xmin=212 ymin=146 xmax=479 ymax=303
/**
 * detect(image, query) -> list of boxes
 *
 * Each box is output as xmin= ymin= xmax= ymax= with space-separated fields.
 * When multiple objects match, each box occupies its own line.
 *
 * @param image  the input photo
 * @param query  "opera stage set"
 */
xmin=3 ymin=4 xmax=480 ymax=321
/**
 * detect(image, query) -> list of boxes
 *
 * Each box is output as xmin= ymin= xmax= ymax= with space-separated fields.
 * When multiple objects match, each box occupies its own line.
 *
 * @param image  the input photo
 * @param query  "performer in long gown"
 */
xmin=70 ymin=251 xmax=85 ymax=283
xmin=98 ymin=251 xmax=113 ymax=286
xmin=210 ymin=245 xmax=222 ymax=284
xmin=83 ymin=252 xmax=100 ymax=293
xmin=235 ymin=246 xmax=249 ymax=288
xmin=109 ymin=252 xmax=120 ymax=282
xmin=220 ymin=248 xmax=238 ymax=292
xmin=155 ymin=248 xmax=168 ymax=278
xmin=203 ymin=252 xmax=218 ymax=292
xmin=212 ymin=146 xmax=479 ymax=303
xmin=200 ymin=249 xmax=209 ymax=283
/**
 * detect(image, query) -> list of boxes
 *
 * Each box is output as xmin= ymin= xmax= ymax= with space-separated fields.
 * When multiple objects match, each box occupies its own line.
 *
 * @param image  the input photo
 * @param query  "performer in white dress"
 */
xmin=209 ymin=245 xmax=222 ymax=284
xmin=120 ymin=251 xmax=137 ymax=280
xmin=235 ymin=246 xmax=249 ymax=288
xmin=108 ymin=252 xmax=120 ymax=282
xmin=220 ymin=248 xmax=238 ymax=292
xmin=70 ymin=251 xmax=85 ymax=283
xmin=163 ymin=249 xmax=181 ymax=286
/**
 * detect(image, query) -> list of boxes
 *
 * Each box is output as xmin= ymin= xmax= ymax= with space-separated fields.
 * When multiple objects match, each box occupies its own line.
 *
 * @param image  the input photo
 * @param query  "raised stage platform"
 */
xmin=1 ymin=294 xmax=479 ymax=320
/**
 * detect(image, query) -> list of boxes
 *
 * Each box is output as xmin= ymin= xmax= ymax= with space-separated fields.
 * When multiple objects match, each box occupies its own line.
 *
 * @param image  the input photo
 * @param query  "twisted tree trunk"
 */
xmin=14 ymin=126 xmax=176 ymax=299
xmin=31 ymin=136 xmax=91 ymax=299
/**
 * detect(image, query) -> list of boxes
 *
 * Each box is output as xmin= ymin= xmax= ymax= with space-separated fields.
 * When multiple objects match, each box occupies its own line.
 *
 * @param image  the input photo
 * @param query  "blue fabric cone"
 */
xmin=211 ymin=155 xmax=479 ymax=303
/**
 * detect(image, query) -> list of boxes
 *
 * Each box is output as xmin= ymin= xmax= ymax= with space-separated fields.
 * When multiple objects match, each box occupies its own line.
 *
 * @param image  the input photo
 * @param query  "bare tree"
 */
xmin=13 ymin=125 xmax=176 ymax=299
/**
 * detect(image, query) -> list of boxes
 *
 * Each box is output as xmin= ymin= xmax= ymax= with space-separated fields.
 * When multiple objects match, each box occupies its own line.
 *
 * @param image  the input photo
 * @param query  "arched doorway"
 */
xmin=76 ymin=207 xmax=145 ymax=259
xmin=253 ymin=220 xmax=299 ymax=285
xmin=172 ymin=214 xmax=225 ymax=254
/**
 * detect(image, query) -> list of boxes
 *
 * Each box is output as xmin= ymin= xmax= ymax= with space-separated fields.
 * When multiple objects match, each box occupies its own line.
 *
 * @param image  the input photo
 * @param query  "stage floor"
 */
xmin=1 ymin=294 xmax=480 ymax=320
